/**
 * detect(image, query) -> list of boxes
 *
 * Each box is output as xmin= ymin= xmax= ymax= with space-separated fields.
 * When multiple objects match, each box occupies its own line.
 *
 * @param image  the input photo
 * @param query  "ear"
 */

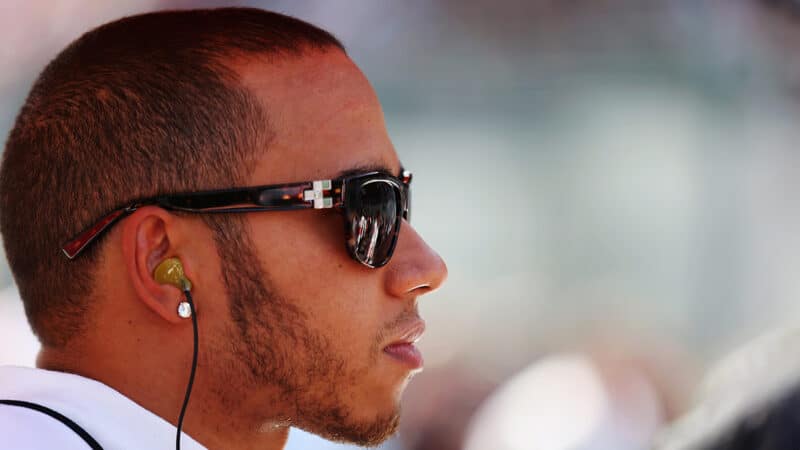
xmin=121 ymin=206 xmax=189 ymax=324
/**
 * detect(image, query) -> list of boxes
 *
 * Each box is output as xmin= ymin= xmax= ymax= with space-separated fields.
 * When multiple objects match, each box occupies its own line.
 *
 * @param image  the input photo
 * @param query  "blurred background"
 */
xmin=4 ymin=0 xmax=800 ymax=449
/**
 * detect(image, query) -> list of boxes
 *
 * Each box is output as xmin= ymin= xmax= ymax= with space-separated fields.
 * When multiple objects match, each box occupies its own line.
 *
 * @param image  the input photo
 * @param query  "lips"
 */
xmin=383 ymin=320 xmax=426 ymax=370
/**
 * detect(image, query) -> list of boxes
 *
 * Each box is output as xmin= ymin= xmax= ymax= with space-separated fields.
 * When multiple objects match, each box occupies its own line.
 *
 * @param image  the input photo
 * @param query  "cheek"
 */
xmin=247 ymin=211 xmax=377 ymax=302
xmin=250 ymin=210 xmax=345 ymax=269
xmin=247 ymin=211 xmax=385 ymax=348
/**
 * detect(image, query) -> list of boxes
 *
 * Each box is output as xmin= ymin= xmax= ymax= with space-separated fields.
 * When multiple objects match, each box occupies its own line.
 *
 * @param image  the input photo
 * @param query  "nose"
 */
xmin=384 ymin=220 xmax=448 ymax=299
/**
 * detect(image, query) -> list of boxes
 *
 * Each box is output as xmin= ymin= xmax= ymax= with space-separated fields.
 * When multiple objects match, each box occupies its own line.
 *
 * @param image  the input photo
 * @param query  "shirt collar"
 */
xmin=0 ymin=365 xmax=206 ymax=449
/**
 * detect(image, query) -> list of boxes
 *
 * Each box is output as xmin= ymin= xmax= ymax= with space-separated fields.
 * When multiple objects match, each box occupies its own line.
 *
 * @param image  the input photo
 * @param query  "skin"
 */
xmin=36 ymin=48 xmax=447 ymax=450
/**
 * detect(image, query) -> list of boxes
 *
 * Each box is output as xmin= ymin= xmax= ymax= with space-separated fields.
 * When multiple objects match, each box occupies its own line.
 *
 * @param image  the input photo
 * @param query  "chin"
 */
xmin=297 ymin=383 xmax=404 ymax=447
xmin=315 ymin=407 xmax=401 ymax=447
xmin=287 ymin=343 xmax=414 ymax=445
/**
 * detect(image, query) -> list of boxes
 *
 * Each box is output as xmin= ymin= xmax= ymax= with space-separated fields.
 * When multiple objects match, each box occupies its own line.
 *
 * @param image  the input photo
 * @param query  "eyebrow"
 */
xmin=333 ymin=162 xmax=402 ymax=179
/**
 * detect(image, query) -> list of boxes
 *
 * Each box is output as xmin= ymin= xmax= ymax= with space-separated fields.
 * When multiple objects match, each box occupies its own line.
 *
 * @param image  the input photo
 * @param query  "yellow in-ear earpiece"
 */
xmin=154 ymin=257 xmax=192 ymax=292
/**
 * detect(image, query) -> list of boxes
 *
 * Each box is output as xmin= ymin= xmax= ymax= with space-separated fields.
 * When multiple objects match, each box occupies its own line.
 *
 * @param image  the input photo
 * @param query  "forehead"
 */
xmin=234 ymin=49 xmax=400 ymax=183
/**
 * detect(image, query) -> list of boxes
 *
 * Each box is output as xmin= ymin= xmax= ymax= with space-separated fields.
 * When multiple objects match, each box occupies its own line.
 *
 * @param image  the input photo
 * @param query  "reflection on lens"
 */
xmin=404 ymin=183 xmax=411 ymax=222
xmin=346 ymin=180 xmax=400 ymax=267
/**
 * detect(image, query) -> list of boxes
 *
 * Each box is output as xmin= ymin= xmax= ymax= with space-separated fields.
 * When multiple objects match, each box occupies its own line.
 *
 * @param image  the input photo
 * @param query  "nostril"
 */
xmin=408 ymin=283 xmax=431 ymax=295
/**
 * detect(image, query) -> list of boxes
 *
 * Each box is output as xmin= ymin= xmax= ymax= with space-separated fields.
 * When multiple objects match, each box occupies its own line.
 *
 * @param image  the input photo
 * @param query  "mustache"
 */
xmin=376 ymin=309 xmax=421 ymax=345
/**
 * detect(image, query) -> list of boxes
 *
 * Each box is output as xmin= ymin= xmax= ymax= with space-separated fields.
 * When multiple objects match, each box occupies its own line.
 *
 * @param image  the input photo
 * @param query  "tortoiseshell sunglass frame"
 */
xmin=62 ymin=170 xmax=412 ymax=268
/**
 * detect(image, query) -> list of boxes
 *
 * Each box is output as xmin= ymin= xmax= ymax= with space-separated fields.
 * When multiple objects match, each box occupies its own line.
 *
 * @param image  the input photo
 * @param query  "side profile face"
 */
xmin=179 ymin=48 xmax=447 ymax=445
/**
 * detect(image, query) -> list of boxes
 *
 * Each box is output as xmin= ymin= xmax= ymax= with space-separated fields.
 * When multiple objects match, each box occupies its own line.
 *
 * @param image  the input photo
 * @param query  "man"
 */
xmin=0 ymin=7 xmax=447 ymax=450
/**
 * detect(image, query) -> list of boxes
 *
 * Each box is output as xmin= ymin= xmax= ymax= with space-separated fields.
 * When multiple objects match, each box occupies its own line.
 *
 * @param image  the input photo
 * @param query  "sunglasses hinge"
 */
xmin=303 ymin=180 xmax=334 ymax=208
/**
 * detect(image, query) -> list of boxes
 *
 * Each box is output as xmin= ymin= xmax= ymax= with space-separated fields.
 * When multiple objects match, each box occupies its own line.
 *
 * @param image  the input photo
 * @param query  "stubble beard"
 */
xmin=206 ymin=215 xmax=401 ymax=446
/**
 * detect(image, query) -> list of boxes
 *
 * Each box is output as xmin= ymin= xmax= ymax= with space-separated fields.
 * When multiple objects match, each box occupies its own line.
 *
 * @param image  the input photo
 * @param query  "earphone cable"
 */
xmin=176 ymin=289 xmax=198 ymax=450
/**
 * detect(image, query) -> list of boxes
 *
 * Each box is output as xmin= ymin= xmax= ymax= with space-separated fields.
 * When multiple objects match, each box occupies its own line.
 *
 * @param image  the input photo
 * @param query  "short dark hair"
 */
xmin=0 ymin=8 xmax=344 ymax=347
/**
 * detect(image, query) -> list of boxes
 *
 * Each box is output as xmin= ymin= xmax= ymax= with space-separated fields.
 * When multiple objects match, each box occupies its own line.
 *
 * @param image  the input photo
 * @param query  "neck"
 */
xmin=37 ymin=340 xmax=290 ymax=450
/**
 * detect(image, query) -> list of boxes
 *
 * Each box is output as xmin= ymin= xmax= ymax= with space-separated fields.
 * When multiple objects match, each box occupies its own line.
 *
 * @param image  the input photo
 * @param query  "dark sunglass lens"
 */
xmin=346 ymin=180 xmax=401 ymax=267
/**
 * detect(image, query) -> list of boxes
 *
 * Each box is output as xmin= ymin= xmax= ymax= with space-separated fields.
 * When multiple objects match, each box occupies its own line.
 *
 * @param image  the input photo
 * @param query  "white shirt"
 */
xmin=0 ymin=365 xmax=206 ymax=449
xmin=0 ymin=365 xmax=385 ymax=450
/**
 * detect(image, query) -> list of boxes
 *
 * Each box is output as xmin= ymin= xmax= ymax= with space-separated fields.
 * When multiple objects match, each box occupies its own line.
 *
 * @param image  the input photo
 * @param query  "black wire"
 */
xmin=0 ymin=400 xmax=104 ymax=449
xmin=176 ymin=289 xmax=198 ymax=450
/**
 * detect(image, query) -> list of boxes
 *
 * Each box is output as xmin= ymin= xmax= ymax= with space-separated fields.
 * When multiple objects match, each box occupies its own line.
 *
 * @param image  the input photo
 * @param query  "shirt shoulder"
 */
xmin=0 ymin=404 xmax=91 ymax=449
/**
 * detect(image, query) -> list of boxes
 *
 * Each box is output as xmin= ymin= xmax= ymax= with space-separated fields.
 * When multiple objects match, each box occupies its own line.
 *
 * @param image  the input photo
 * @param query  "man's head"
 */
xmin=0 ymin=7 xmax=447 ymax=447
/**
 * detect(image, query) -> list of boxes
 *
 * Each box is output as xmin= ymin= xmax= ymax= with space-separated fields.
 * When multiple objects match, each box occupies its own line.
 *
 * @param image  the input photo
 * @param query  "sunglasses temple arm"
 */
xmin=61 ymin=205 xmax=138 ymax=259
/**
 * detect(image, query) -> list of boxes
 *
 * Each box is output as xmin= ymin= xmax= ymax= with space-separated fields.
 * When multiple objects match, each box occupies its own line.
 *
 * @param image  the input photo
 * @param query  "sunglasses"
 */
xmin=63 ymin=170 xmax=412 ymax=268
